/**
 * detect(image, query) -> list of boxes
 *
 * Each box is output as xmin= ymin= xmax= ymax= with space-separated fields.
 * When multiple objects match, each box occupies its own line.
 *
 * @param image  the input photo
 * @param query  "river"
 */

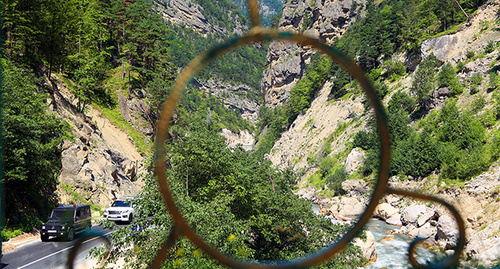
xmin=312 ymin=205 xmax=443 ymax=268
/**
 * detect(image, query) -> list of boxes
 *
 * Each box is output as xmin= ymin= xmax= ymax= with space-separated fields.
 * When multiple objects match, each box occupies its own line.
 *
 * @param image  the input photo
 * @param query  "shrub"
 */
xmin=384 ymin=59 xmax=407 ymax=78
xmin=437 ymin=63 xmax=457 ymax=88
xmin=489 ymin=71 xmax=499 ymax=90
xmin=466 ymin=51 xmax=475 ymax=59
xmin=388 ymin=91 xmax=416 ymax=114
xmin=471 ymin=95 xmax=486 ymax=114
xmin=485 ymin=40 xmax=495 ymax=54
xmin=369 ymin=68 xmax=382 ymax=81
xmin=319 ymin=156 xmax=335 ymax=177
xmin=471 ymin=73 xmax=483 ymax=85
xmin=326 ymin=168 xmax=348 ymax=195
xmin=437 ymin=63 xmax=463 ymax=96
xmin=470 ymin=85 xmax=479 ymax=95
xmin=1 ymin=228 xmax=23 ymax=241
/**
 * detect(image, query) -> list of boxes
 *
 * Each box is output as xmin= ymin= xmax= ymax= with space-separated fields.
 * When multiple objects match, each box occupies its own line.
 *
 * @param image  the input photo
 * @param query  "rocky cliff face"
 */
xmin=154 ymin=0 xmax=247 ymax=36
xmin=421 ymin=1 xmax=500 ymax=64
xmin=48 ymin=75 xmax=145 ymax=209
xmin=193 ymin=79 xmax=260 ymax=124
xmin=261 ymin=0 xmax=365 ymax=108
xmin=193 ymin=79 xmax=259 ymax=150
xmin=267 ymin=80 xmax=366 ymax=171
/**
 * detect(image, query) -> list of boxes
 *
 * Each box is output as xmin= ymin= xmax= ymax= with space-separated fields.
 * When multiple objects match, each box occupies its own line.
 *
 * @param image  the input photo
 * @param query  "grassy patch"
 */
xmin=97 ymin=105 xmax=151 ymax=156
xmin=96 ymin=66 xmax=151 ymax=156
xmin=302 ymin=118 xmax=315 ymax=131
xmin=1 ymin=227 xmax=24 ymax=241
xmin=307 ymin=172 xmax=323 ymax=189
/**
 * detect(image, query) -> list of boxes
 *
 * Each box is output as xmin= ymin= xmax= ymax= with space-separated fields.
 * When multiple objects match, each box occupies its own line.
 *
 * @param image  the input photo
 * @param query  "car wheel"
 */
xmin=41 ymin=234 xmax=49 ymax=242
xmin=66 ymin=228 xmax=75 ymax=241
xmin=127 ymin=214 xmax=133 ymax=224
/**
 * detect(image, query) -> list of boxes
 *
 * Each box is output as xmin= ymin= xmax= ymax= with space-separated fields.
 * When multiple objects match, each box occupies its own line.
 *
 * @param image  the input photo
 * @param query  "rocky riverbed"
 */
xmin=299 ymin=173 xmax=500 ymax=267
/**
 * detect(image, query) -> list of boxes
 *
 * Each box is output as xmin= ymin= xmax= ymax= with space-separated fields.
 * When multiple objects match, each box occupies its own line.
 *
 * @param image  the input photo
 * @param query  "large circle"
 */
xmin=154 ymin=28 xmax=391 ymax=268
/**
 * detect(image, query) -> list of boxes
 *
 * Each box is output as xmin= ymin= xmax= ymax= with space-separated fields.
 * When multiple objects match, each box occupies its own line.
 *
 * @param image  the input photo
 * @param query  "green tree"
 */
xmin=411 ymin=53 xmax=439 ymax=111
xmin=1 ymin=60 xmax=70 ymax=228
xmin=437 ymin=62 xmax=463 ymax=96
xmin=98 ymin=122 xmax=364 ymax=267
xmin=489 ymin=71 xmax=499 ymax=90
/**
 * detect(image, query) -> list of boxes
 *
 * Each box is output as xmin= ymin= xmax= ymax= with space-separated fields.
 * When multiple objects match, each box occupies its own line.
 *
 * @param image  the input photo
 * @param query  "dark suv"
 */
xmin=40 ymin=204 xmax=92 ymax=241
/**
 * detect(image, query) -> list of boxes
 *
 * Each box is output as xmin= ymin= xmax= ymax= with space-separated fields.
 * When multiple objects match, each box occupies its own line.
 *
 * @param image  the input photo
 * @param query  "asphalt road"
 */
xmin=1 ymin=226 xmax=112 ymax=269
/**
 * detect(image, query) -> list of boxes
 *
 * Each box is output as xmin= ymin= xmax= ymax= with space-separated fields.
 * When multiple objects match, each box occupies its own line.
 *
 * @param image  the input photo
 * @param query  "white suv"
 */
xmin=104 ymin=198 xmax=134 ymax=223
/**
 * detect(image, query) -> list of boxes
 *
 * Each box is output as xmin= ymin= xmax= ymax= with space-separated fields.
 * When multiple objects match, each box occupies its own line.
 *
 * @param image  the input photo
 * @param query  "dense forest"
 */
xmin=0 ymin=0 xmax=257 ymax=237
xmin=0 ymin=0 xmax=367 ymax=267
xmin=99 ymin=121 xmax=364 ymax=268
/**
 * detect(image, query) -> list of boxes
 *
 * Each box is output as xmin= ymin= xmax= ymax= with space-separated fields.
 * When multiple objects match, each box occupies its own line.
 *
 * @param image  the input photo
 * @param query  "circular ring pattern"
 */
xmin=153 ymin=28 xmax=391 ymax=268
xmin=67 ymin=231 xmax=112 ymax=269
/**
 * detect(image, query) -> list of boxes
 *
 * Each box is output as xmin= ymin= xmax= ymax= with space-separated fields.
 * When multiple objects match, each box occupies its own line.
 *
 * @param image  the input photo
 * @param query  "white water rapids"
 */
xmin=311 ymin=205 xmax=443 ymax=268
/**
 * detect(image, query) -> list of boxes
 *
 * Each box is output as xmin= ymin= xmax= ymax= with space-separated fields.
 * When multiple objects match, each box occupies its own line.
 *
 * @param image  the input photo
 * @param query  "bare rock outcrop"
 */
xmin=436 ymin=215 xmax=460 ymax=249
xmin=49 ymin=75 xmax=145 ymax=208
xmin=353 ymin=231 xmax=377 ymax=265
xmin=154 ymin=0 xmax=246 ymax=36
xmin=345 ymin=148 xmax=365 ymax=174
xmin=268 ymin=80 xmax=366 ymax=171
xmin=421 ymin=0 xmax=500 ymax=64
xmin=466 ymin=220 xmax=500 ymax=267
xmin=221 ymin=128 xmax=255 ymax=151
xmin=262 ymin=0 xmax=366 ymax=108
xmin=194 ymin=79 xmax=261 ymax=124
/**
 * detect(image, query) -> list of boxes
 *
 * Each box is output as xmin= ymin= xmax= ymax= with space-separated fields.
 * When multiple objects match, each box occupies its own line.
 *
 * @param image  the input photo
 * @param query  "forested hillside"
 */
xmin=261 ymin=0 xmax=500 ymax=266
xmin=1 ymin=0 xmax=173 ymax=238
xmin=0 ymin=0 xmax=371 ymax=267
xmin=0 ymin=0 xmax=256 ymax=238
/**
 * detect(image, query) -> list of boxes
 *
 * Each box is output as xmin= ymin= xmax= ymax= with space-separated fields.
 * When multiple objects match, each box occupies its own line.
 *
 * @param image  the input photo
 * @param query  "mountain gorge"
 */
xmin=2 ymin=0 xmax=500 ymax=267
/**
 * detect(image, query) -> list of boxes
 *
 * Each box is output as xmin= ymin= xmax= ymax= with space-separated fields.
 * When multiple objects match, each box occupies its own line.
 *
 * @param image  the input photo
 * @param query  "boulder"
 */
xmin=338 ymin=197 xmax=365 ymax=216
xmin=374 ymin=203 xmax=399 ymax=220
xmin=436 ymin=215 xmax=459 ymax=249
xmin=401 ymin=205 xmax=427 ymax=226
xmin=345 ymin=148 xmax=365 ymax=174
xmin=417 ymin=209 xmax=438 ymax=227
xmin=61 ymin=145 xmax=86 ymax=176
xmin=408 ymin=222 xmax=436 ymax=240
xmin=341 ymin=179 xmax=367 ymax=194
xmin=353 ymin=230 xmax=377 ymax=264
xmin=386 ymin=215 xmax=402 ymax=226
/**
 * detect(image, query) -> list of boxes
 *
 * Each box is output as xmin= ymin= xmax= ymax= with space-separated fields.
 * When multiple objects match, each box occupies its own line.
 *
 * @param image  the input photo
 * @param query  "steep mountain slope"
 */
xmin=265 ymin=0 xmax=500 ymax=266
xmin=49 ymin=74 xmax=145 ymax=209
xmin=154 ymin=0 xmax=247 ymax=36
xmin=154 ymin=0 xmax=268 ymax=148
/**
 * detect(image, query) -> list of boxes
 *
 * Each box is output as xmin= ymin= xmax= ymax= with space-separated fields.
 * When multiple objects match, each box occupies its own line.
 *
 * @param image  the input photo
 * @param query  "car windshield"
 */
xmin=50 ymin=209 xmax=74 ymax=219
xmin=111 ymin=200 xmax=131 ymax=207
